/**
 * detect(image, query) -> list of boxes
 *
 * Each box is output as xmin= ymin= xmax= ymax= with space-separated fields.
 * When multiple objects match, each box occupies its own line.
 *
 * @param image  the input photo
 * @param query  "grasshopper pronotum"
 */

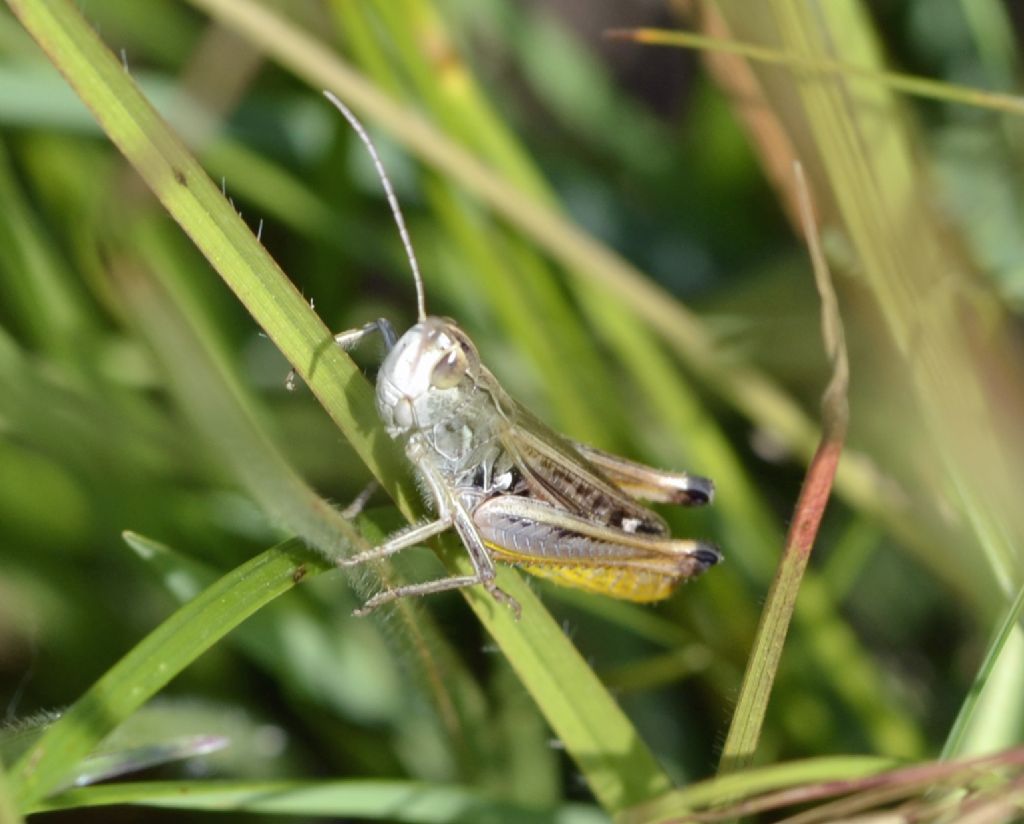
xmin=309 ymin=92 xmax=721 ymax=617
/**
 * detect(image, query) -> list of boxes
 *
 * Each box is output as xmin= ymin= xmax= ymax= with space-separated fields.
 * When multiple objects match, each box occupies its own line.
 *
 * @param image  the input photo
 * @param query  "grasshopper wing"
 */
xmin=570 ymin=442 xmax=714 ymax=506
xmin=495 ymin=399 xmax=670 ymax=536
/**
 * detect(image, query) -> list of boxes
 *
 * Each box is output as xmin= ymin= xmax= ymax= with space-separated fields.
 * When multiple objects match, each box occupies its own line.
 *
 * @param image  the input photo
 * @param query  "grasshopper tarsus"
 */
xmin=284 ymin=319 xmax=397 ymax=391
xmin=485 ymin=581 xmax=522 ymax=620
xmin=339 ymin=481 xmax=378 ymax=520
xmin=334 ymin=318 xmax=397 ymax=352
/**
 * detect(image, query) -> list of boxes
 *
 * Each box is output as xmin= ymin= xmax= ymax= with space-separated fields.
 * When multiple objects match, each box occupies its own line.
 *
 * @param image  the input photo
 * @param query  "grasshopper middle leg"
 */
xmin=352 ymin=572 xmax=515 ymax=617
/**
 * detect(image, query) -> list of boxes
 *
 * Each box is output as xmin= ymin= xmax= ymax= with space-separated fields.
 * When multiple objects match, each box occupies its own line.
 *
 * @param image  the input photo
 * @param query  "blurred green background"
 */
xmin=2 ymin=0 xmax=1024 ymax=821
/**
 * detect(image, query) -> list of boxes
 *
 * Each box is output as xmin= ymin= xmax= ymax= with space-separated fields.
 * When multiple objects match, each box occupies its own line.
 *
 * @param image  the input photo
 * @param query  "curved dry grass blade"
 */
xmin=718 ymin=163 xmax=849 ymax=774
xmin=616 ymin=749 xmax=1024 ymax=823
xmin=774 ymin=755 xmax=1024 ymax=824
xmin=675 ymin=1 xmax=1008 ymax=614
xmin=767 ymin=0 xmax=1024 ymax=598
xmin=695 ymin=746 xmax=1024 ymax=823
xmin=619 ymin=756 xmax=896 ymax=824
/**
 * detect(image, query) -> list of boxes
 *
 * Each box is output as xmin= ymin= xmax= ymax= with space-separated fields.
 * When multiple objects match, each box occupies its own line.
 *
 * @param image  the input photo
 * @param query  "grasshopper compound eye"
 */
xmin=430 ymin=347 xmax=469 ymax=389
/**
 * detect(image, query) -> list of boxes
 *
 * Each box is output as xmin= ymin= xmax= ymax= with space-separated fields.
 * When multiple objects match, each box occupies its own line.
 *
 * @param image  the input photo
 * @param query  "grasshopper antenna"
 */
xmin=323 ymin=90 xmax=427 ymax=323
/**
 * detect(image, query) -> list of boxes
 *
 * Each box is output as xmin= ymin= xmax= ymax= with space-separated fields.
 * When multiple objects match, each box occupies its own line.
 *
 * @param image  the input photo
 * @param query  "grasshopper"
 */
xmin=309 ymin=92 xmax=721 ymax=617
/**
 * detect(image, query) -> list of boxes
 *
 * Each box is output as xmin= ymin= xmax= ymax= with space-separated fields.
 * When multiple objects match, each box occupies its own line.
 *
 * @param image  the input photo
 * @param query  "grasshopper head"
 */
xmin=376 ymin=317 xmax=482 ymax=436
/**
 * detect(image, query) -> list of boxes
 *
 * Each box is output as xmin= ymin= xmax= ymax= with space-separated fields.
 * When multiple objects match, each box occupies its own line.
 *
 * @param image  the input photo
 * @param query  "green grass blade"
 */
xmin=942 ymin=582 xmax=1024 ymax=758
xmin=33 ymin=779 xmax=608 ymax=823
xmin=114 ymin=221 xmax=366 ymax=562
xmin=122 ymin=531 xmax=391 ymax=720
xmin=123 ymin=527 xmax=495 ymax=778
xmin=0 ymin=136 xmax=94 ymax=357
xmin=7 ymin=0 xmax=670 ymax=811
xmin=0 ymin=762 xmax=23 ymax=824
xmin=960 ymin=0 xmax=1022 ymax=88
xmin=7 ymin=538 xmax=330 ymax=809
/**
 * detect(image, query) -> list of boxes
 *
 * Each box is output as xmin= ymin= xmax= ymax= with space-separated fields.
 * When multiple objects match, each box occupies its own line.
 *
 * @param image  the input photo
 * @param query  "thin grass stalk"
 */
xmin=718 ymin=163 xmax=849 ymax=773
xmin=608 ymin=27 xmax=1024 ymax=117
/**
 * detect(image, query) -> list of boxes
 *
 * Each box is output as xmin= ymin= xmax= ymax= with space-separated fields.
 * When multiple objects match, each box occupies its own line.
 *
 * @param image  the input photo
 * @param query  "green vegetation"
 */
xmin=1 ymin=1 xmax=1022 ymax=821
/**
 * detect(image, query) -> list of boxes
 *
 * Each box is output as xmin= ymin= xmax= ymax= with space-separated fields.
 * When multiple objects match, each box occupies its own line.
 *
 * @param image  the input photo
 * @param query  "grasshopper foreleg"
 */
xmin=332 ymin=318 xmax=397 ymax=352
xmin=286 ymin=318 xmax=398 ymax=390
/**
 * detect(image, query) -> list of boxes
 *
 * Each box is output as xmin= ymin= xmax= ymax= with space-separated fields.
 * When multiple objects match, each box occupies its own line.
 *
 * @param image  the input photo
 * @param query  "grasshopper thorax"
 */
xmin=377 ymin=317 xmax=482 ymax=437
